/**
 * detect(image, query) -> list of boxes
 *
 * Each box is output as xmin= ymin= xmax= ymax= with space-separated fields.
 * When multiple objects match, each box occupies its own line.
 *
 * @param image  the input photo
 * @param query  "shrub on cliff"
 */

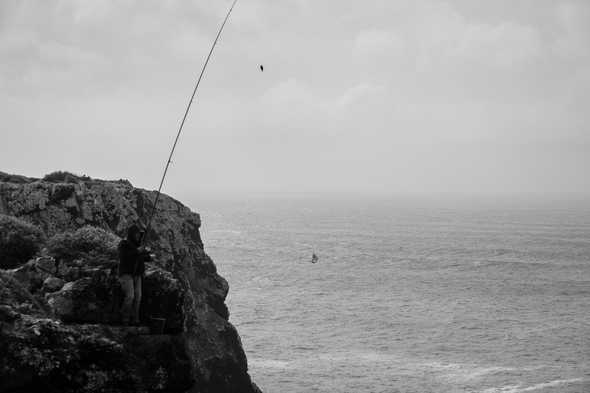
xmin=43 ymin=171 xmax=90 ymax=183
xmin=46 ymin=226 xmax=119 ymax=265
xmin=0 ymin=215 xmax=45 ymax=269
xmin=0 ymin=172 xmax=34 ymax=184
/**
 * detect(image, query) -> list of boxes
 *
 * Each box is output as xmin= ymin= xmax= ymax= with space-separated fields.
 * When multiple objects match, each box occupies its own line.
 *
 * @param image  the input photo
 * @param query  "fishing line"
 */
xmin=142 ymin=0 xmax=239 ymax=243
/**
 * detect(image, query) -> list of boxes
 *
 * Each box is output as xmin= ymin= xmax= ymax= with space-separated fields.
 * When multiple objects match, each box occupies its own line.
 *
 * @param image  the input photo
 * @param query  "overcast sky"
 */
xmin=1 ymin=0 xmax=589 ymax=198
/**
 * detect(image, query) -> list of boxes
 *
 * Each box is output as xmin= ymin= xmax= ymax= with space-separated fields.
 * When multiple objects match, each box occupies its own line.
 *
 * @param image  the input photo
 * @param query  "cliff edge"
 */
xmin=0 ymin=171 xmax=261 ymax=393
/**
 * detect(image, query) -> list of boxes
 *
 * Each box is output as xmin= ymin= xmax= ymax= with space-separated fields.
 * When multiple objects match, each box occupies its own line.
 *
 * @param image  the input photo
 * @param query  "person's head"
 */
xmin=127 ymin=224 xmax=144 ymax=245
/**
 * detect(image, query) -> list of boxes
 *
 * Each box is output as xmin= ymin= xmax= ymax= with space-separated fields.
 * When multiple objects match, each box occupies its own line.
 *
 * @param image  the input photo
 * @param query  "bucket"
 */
xmin=149 ymin=317 xmax=166 ymax=334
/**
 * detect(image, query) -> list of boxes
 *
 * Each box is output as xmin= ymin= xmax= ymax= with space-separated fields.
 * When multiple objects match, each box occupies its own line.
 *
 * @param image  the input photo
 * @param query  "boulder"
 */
xmin=35 ymin=256 xmax=58 ymax=275
xmin=141 ymin=266 xmax=185 ymax=334
xmin=45 ymin=269 xmax=118 ymax=324
xmin=44 ymin=264 xmax=184 ymax=330
xmin=42 ymin=276 xmax=64 ymax=292
xmin=8 ymin=259 xmax=52 ymax=295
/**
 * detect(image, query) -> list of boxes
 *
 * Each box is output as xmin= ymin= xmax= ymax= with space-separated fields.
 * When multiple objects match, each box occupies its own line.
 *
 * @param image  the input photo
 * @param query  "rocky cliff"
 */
xmin=0 ymin=171 xmax=261 ymax=393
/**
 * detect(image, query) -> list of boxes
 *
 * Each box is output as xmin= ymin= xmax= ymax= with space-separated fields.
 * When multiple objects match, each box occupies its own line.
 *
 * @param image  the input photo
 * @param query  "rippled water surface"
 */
xmin=198 ymin=197 xmax=590 ymax=393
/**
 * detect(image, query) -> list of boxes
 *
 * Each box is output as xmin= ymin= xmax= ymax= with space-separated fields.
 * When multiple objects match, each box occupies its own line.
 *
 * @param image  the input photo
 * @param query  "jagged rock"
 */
xmin=8 ymin=259 xmax=52 ymax=295
xmin=0 ymin=313 xmax=193 ymax=393
xmin=42 ymin=276 xmax=64 ymax=292
xmin=0 ymin=173 xmax=259 ymax=393
xmin=0 ymin=304 xmax=19 ymax=322
xmin=35 ymin=256 xmax=57 ymax=275
xmin=141 ymin=266 xmax=185 ymax=334
xmin=0 ymin=271 xmax=52 ymax=320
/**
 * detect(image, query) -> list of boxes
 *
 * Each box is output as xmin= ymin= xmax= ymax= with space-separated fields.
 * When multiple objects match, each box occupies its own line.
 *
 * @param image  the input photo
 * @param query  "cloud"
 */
xmin=354 ymin=29 xmax=405 ymax=55
xmin=0 ymin=0 xmax=232 ymax=96
xmin=1 ymin=0 xmax=589 ymax=195
xmin=451 ymin=22 xmax=541 ymax=67
xmin=336 ymin=83 xmax=385 ymax=108
xmin=554 ymin=2 xmax=590 ymax=61
xmin=401 ymin=3 xmax=543 ymax=70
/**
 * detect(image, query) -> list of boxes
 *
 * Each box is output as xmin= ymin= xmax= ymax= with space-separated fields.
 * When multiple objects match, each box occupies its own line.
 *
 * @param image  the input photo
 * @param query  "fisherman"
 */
xmin=118 ymin=224 xmax=151 ymax=326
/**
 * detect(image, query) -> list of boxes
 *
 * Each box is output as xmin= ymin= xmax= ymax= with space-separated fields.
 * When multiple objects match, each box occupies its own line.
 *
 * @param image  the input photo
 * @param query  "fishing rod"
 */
xmin=142 ymin=0 xmax=239 ymax=244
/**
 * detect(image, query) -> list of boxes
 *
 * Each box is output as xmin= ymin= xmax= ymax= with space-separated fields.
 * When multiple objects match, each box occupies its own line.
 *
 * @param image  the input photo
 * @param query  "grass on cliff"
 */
xmin=0 ymin=215 xmax=45 ymax=269
xmin=46 ymin=226 xmax=120 ymax=266
xmin=43 ymin=171 xmax=91 ymax=183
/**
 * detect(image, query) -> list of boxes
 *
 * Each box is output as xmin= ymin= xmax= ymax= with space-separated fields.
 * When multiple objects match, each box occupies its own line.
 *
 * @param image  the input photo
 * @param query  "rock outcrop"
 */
xmin=0 ymin=172 xmax=260 ymax=393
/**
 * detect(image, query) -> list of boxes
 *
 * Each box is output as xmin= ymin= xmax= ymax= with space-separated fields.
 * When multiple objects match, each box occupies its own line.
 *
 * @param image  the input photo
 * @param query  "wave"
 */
xmin=249 ymin=358 xmax=291 ymax=370
xmin=210 ymin=229 xmax=242 ymax=235
xmin=480 ymin=378 xmax=584 ymax=393
xmin=424 ymin=362 xmax=517 ymax=382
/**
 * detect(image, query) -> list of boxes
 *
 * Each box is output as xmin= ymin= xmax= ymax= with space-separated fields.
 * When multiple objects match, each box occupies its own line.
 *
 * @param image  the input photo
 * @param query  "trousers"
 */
xmin=119 ymin=274 xmax=142 ymax=324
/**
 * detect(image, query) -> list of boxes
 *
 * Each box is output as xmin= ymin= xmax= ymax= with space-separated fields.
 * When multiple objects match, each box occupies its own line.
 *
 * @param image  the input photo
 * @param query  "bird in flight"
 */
xmin=260 ymin=65 xmax=264 ymax=72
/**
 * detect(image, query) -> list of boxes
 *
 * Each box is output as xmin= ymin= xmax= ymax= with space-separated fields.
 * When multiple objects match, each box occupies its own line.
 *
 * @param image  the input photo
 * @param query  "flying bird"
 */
xmin=260 ymin=65 xmax=264 ymax=72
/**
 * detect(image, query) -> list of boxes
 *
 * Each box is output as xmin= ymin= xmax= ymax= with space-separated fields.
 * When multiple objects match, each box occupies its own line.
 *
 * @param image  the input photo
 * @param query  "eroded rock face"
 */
xmin=0 ymin=173 xmax=259 ymax=393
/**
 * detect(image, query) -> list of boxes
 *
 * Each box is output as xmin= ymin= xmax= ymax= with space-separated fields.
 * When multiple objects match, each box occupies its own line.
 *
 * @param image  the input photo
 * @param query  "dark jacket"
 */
xmin=118 ymin=237 xmax=151 ymax=276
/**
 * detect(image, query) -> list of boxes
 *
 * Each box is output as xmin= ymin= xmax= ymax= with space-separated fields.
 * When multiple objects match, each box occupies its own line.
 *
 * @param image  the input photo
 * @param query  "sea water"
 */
xmin=198 ymin=196 xmax=590 ymax=393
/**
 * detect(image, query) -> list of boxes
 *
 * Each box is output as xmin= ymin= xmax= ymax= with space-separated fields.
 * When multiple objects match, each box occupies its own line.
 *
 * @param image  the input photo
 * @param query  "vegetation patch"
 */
xmin=46 ymin=226 xmax=119 ymax=265
xmin=0 ymin=215 xmax=45 ymax=269
xmin=0 ymin=172 xmax=35 ymax=184
xmin=43 ymin=171 xmax=91 ymax=184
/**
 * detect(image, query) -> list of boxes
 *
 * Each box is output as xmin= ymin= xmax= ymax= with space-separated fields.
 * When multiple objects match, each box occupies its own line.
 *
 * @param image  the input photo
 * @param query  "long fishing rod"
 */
xmin=142 ymin=0 xmax=239 ymax=244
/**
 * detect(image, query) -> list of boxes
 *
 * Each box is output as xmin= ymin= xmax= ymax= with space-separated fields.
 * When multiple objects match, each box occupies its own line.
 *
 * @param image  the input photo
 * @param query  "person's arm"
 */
xmin=138 ymin=246 xmax=152 ymax=262
xmin=120 ymin=242 xmax=140 ymax=259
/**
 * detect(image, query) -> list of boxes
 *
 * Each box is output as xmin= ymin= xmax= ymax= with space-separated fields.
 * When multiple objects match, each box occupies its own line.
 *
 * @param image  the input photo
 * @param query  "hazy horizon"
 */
xmin=1 ymin=0 xmax=589 ymax=197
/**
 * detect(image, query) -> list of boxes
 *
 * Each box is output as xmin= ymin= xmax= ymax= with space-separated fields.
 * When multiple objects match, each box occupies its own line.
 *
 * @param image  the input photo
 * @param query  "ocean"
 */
xmin=197 ymin=196 xmax=590 ymax=393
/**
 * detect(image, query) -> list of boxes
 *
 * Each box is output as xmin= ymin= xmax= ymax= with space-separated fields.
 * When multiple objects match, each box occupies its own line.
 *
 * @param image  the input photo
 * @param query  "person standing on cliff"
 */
xmin=118 ymin=224 xmax=151 ymax=326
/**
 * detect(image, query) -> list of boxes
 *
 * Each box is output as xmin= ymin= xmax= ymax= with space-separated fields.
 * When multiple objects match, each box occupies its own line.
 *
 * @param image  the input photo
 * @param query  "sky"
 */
xmin=1 ymin=0 xmax=589 ymax=199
